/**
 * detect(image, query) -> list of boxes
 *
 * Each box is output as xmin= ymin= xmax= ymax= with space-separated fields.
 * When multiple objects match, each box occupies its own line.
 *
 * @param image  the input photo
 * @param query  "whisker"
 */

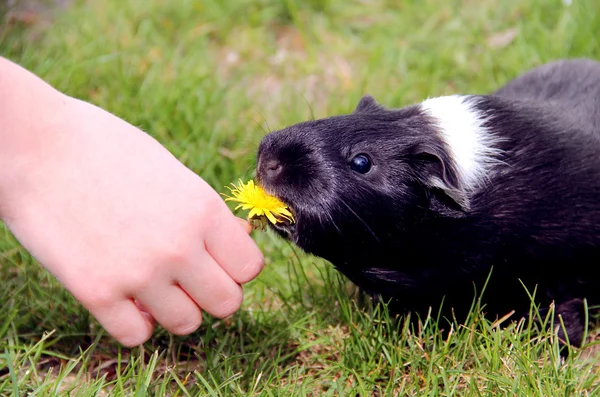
xmin=339 ymin=199 xmax=381 ymax=245
xmin=323 ymin=205 xmax=343 ymax=237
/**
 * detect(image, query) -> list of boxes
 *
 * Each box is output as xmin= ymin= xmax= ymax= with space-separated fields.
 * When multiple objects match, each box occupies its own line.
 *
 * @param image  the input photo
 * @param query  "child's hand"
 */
xmin=0 ymin=65 xmax=263 ymax=346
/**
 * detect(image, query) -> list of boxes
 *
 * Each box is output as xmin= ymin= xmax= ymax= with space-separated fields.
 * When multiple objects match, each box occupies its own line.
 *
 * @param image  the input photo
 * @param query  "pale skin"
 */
xmin=0 ymin=57 xmax=264 ymax=347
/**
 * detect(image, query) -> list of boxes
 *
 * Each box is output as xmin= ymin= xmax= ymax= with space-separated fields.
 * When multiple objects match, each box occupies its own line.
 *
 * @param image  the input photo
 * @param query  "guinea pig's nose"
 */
xmin=264 ymin=159 xmax=283 ymax=180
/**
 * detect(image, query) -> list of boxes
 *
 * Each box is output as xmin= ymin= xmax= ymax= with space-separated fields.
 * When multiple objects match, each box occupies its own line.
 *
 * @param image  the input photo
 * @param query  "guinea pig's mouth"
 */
xmin=268 ymin=215 xmax=296 ymax=240
xmin=259 ymin=187 xmax=297 ymax=240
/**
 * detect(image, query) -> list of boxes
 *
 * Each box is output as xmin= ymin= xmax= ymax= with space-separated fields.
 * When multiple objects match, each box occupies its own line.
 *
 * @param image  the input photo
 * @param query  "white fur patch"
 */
xmin=420 ymin=95 xmax=502 ymax=191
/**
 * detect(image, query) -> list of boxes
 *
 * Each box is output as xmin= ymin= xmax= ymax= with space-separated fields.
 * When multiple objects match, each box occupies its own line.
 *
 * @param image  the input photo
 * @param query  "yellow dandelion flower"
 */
xmin=222 ymin=179 xmax=295 ymax=225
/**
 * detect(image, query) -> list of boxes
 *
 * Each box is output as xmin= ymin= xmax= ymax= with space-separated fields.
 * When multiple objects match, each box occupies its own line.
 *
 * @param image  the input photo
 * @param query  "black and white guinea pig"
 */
xmin=256 ymin=59 xmax=600 ymax=346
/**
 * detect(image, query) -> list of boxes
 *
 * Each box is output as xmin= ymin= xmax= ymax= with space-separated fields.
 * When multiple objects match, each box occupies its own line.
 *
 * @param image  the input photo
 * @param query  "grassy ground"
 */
xmin=2 ymin=0 xmax=600 ymax=395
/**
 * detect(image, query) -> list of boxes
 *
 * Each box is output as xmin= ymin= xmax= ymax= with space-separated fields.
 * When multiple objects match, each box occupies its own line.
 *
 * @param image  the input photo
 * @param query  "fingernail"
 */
xmin=236 ymin=217 xmax=253 ymax=234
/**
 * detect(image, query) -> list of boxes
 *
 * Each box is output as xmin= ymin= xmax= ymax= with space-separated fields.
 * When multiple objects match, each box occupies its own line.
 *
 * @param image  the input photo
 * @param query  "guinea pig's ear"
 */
xmin=354 ymin=95 xmax=385 ymax=114
xmin=414 ymin=147 xmax=470 ymax=215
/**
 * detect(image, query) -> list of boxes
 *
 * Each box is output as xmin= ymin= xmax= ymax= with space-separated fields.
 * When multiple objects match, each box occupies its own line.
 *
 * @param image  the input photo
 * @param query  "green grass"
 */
xmin=2 ymin=0 xmax=600 ymax=395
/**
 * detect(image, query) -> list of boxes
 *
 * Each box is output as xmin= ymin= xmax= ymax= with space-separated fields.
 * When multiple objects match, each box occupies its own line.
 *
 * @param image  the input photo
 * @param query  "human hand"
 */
xmin=0 ymin=83 xmax=264 ymax=346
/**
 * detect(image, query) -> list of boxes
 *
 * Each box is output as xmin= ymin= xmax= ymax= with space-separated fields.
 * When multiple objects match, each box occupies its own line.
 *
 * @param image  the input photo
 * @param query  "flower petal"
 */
xmin=264 ymin=210 xmax=278 ymax=224
xmin=222 ymin=179 xmax=296 ymax=225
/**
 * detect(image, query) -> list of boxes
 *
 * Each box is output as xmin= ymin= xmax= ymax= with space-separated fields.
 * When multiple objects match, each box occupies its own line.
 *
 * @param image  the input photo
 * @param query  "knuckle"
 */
xmin=124 ymin=270 xmax=154 ymax=293
xmin=197 ymin=195 xmax=225 ymax=222
xmin=76 ymin=285 xmax=114 ymax=311
xmin=160 ymin=239 xmax=189 ymax=267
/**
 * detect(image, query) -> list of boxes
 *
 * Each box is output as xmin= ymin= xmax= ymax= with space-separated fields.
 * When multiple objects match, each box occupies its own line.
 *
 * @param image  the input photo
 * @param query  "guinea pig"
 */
xmin=256 ymin=59 xmax=600 ymax=347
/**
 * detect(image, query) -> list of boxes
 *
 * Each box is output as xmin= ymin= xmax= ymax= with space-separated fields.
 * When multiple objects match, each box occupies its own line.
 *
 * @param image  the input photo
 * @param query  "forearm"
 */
xmin=0 ymin=57 xmax=71 ymax=214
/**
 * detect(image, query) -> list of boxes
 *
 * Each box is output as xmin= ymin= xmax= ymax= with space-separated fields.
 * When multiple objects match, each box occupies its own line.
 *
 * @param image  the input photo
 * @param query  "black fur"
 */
xmin=256 ymin=59 xmax=600 ymax=346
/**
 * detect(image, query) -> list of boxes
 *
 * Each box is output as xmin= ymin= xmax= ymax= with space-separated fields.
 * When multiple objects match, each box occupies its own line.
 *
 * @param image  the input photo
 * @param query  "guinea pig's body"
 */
xmin=256 ymin=59 xmax=600 ymax=345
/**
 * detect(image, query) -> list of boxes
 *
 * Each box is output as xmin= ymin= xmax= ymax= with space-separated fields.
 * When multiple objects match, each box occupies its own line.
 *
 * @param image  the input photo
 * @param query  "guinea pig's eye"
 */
xmin=350 ymin=154 xmax=372 ymax=174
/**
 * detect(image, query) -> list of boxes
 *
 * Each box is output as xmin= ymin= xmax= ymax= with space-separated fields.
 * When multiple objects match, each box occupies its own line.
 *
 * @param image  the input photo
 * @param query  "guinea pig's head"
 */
xmin=256 ymin=95 xmax=477 ymax=272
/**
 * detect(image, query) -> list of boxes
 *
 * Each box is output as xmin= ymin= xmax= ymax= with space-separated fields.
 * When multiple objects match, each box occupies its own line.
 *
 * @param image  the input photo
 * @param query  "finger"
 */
xmin=133 ymin=299 xmax=156 ymax=325
xmin=135 ymin=284 xmax=203 ymax=336
xmin=89 ymin=299 xmax=155 ymax=347
xmin=205 ymin=211 xmax=264 ymax=284
xmin=236 ymin=217 xmax=253 ymax=234
xmin=177 ymin=253 xmax=244 ymax=318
